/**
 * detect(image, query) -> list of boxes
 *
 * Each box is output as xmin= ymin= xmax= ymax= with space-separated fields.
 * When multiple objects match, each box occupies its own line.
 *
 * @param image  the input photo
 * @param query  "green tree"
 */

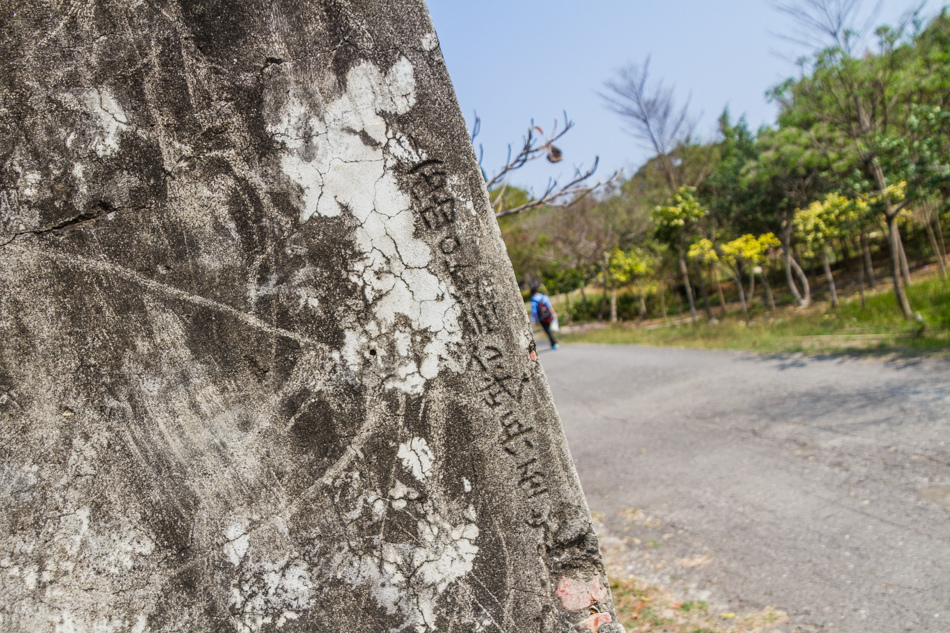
xmin=720 ymin=233 xmax=781 ymax=316
xmin=608 ymin=247 xmax=655 ymax=321
xmin=688 ymin=237 xmax=726 ymax=316
xmin=741 ymin=125 xmax=832 ymax=307
xmin=653 ymin=187 xmax=708 ymax=322
xmin=794 ymin=193 xmax=868 ymax=307
xmin=770 ymin=13 xmax=949 ymax=318
xmin=700 ymin=111 xmax=760 ymax=234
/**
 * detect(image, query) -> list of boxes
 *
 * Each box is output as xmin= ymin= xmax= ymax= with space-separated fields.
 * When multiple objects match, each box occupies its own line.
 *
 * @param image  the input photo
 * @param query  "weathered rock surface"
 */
xmin=0 ymin=2 xmax=621 ymax=631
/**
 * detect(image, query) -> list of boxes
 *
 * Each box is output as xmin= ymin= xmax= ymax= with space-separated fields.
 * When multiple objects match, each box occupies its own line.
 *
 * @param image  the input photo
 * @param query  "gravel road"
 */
xmin=541 ymin=344 xmax=950 ymax=633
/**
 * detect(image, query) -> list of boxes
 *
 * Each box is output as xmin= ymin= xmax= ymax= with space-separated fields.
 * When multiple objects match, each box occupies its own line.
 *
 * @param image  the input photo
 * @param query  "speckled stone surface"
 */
xmin=0 ymin=2 xmax=621 ymax=631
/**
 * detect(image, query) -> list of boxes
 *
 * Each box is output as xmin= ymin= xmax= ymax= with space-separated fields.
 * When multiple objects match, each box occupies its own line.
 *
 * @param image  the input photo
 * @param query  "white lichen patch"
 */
xmin=18 ymin=170 xmax=43 ymax=200
xmin=333 ymin=487 xmax=480 ymax=632
xmin=388 ymin=479 xmax=420 ymax=512
xmin=225 ymin=519 xmax=315 ymax=633
xmin=82 ymin=88 xmax=129 ymax=157
xmin=397 ymin=438 xmax=434 ymax=482
xmin=51 ymin=610 xmax=144 ymax=633
xmin=421 ymin=33 xmax=438 ymax=52
xmin=268 ymin=57 xmax=415 ymax=224
xmin=267 ymin=57 xmax=464 ymax=395
xmin=0 ymin=491 xmax=159 ymax=633
xmin=224 ymin=519 xmax=251 ymax=566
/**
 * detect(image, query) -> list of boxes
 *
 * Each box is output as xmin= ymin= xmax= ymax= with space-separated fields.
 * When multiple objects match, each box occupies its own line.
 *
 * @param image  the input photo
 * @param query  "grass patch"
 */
xmin=609 ymin=577 xmax=787 ymax=632
xmin=559 ymin=276 xmax=950 ymax=355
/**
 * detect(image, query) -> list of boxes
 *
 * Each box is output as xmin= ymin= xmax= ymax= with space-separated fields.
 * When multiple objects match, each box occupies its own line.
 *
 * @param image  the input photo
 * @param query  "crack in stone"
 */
xmin=0 ymin=203 xmax=141 ymax=247
xmin=28 ymin=250 xmax=331 ymax=350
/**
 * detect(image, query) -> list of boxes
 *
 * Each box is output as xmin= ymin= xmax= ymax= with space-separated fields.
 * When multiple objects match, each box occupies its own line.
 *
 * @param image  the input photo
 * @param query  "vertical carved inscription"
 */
xmin=436 ymin=230 xmax=499 ymax=336
xmin=473 ymin=345 xmax=548 ymax=502
xmin=410 ymin=160 xmax=456 ymax=230
xmin=411 ymin=159 xmax=551 ymax=524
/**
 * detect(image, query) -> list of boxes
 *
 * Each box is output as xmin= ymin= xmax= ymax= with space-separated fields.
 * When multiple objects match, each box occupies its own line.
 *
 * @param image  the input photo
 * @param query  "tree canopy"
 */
xmin=495 ymin=5 xmax=950 ymax=323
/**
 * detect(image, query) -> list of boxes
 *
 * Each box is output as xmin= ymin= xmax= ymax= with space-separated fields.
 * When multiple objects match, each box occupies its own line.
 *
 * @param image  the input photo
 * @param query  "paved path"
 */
xmin=540 ymin=345 xmax=950 ymax=633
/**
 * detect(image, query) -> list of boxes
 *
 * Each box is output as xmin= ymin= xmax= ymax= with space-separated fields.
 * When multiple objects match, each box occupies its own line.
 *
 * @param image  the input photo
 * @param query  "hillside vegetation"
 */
xmin=499 ymin=7 xmax=950 ymax=349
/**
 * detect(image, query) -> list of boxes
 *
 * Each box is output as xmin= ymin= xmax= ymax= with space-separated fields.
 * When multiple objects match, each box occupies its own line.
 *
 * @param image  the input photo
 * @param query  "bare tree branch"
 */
xmin=478 ymin=112 xmax=575 ymax=189
xmin=771 ymin=0 xmax=871 ymax=53
xmin=494 ymin=160 xmax=621 ymax=218
xmin=471 ymin=112 xmax=618 ymax=219
xmin=599 ymin=57 xmax=696 ymax=194
xmin=770 ymin=0 xmax=923 ymax=57
xmin=469 ymin=112 xmax=484 ymax=166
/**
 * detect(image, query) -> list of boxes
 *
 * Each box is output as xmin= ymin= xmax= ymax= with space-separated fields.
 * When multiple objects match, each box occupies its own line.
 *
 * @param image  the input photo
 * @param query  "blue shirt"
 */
xmin=529 ymin=292 xmax=553 ymax=323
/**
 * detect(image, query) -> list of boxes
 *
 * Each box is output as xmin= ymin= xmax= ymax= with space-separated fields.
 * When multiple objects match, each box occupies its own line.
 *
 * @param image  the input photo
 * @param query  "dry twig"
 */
xmin=470 ymin=111 xmax=619 ymax=218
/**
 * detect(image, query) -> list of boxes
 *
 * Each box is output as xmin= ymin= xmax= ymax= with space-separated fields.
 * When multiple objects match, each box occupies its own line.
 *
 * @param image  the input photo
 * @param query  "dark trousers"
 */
xmin=540 ymin=321 xmax=557 ymax=347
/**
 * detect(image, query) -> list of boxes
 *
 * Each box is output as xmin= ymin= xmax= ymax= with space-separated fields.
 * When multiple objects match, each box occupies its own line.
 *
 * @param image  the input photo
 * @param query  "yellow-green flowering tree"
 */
xmin=794 ymin=193 xmax=863 ymax=308
xmin=608 ymin=247 xmax=655 ymax=321
xmin=653 ymin=187 xmax=708 ymax=322
xmin=688 ymin=237 xmax=724 ymax=317
xmin=720 ymin=233 xmax=781 ymax=316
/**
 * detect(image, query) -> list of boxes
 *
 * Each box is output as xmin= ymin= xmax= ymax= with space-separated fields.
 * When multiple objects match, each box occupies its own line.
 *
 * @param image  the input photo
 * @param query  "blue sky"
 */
xmin=425 ymin=0 xmax=933 ymax=194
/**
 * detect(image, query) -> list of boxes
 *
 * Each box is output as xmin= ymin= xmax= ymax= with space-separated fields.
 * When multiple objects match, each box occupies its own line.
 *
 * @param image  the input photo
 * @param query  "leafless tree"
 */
xmin=600 ymin=58 xmax=699 ymax=196
xmin=550 ymin=195 xmax=618 ymax=290
xmin=771 ymin=0 xmax=884 ymax=54
xmin=600 ymin=58 xmax=705 ymax=320
xmin=471 ymin=112 xmax=620 ymax=218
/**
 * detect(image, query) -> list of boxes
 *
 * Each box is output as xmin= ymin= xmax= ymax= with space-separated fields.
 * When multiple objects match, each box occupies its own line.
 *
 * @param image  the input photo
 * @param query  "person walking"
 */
xmin=529 ymin=283 xmax=559 ymax=350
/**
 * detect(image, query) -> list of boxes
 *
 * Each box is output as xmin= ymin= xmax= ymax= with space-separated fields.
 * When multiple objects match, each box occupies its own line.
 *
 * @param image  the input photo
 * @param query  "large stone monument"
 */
xmin=0 ymin=2 xmax=621 ymax=631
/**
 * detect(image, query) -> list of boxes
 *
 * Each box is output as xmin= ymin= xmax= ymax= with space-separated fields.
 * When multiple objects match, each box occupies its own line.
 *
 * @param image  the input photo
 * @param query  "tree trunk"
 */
xmin=837 ymin=237 xmax=851 ymax=269
xmin=677 ymin=247 xmax=697 ymax=322
xmin=870 ymin=164 xmax=912 ymax=318
xmin=782 ymin=225 xmax=808 ymax=307
xmin=790 ymin=256 xmax=811 ymax=307
xmin=598 ymin=254 xmax=608 ymax=321
xmin=761 ymin=272 xmax=776 ymax=312
xmin=851 ymin=236 xmax=863 ymax=281
xmin=734 ymin=274 xmax=748 ymax=319
xmin=822 ymin=249 xmax=839 ymax=308
xmin=857 ymin=250 xmax=867 ymax=309
xmin=886 ymin=215 xmax=914 ymax=320
xmin=897 ymin=234 xmax=912 ymax=286
xmin=861 ymin=232 xmax=876 ymax=288
xmin=609 ymin=284 xmax=618 ymax=323
xmin=696 ymin=263 xmax=713 ymax=319
xmin=747 ymin=269 xmax=756 ymax=307
xmin=897 ymin=228 xmax=912 ymax=287
xmin=935 ymin=215 xmax=948 ymax=268
xmin=715 ymin=270 xmax=727 ymax=317
xmin=659 ymin=281 xmax=667 ymax=321
xmin=639 ymin=289 xmax=647 ymax=320
xmin=925 ymin=218 xmax=948 ymax=279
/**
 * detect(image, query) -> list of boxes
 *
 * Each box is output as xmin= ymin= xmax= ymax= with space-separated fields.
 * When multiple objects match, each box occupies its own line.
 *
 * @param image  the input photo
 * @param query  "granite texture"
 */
xmin=0 ymin=2 xmax=621 ymax=631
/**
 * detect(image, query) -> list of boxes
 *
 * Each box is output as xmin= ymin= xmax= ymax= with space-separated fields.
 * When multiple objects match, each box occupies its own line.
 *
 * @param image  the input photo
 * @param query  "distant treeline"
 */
xmin=498 ymin=8 xmax=950 ymax=323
